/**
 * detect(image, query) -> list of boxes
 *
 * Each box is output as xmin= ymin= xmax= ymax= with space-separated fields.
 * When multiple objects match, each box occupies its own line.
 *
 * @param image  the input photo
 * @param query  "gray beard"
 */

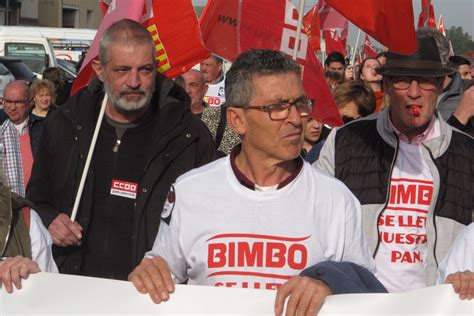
xmin=103 ymin=80 xmax=154 ymax=114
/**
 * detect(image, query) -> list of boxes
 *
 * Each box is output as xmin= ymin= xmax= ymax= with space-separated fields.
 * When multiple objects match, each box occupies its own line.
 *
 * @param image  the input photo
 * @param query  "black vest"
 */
xmin=334 ymin=119 xmax=473 ymax=225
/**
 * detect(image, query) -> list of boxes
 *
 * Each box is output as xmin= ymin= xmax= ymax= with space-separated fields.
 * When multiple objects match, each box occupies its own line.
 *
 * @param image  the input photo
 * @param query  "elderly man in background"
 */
xmin=316 ymin=36 xmax=473 ymax=294
xmin=200 ymin=54 xmax=226 ymax=107
xmin=1 ymin=81 xmax=36 ymax=196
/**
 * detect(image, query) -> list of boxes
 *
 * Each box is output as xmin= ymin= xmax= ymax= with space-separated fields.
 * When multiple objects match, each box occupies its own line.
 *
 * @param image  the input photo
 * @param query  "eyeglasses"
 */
xmin=236 ymin=99 xmax=314 ymax=120
xmin=3 ymin=99 xmax=28 ymax=106
xmin=390 ymin=77 xmax=440 ymax=91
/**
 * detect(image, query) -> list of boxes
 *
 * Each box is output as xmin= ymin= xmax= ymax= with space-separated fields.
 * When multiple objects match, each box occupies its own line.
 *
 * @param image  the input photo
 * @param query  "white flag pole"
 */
xmin=292 ymin=0 xmax=306 ymax=60
xmin=351 ymin=29 xmax=362 ymax=66
xmin=70 ymin=95 xmax=108 ymax=222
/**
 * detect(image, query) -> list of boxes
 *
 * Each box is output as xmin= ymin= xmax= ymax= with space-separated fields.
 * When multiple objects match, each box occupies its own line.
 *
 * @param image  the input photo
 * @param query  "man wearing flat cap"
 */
xmin=315 ymin=35 xmax=474 ymax=294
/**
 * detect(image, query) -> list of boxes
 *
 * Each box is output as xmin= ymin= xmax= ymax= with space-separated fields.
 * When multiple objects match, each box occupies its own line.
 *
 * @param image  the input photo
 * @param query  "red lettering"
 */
xmin=208 ymin=240 xmax=308 ymax=269
xmin=380 ymin=232 xmax=427 ymax=245
xmin=237 ymin=242 xmax=263 ymax=267
xmin=208 ymin=243 xmax=226 ymax=268
xmin=391 ymin=250 xmax=422 ymax=263
xmin=228 ymin=242 xmax=235 ymax=267
xmin=287 ymin=244 xmax=307 ymax=270
xmin=417 ymin=185 xmax=432 ymax=205
xmin=266 ymin=242 xmax=286 ymax=268
xmin=379 ymin=215 xmax=395 ymax=227
xmin=397 ymin=184 xmax=416 ymax=204
xmin=391 ymin=250 xmax=402 ymax=262
xmin=389 ymin=185 xmax=397 ymax=204
xmin=112 ymin=181 xmax=137 ymax=192
xmin=208 ymin=98 xmax=221 ymax=105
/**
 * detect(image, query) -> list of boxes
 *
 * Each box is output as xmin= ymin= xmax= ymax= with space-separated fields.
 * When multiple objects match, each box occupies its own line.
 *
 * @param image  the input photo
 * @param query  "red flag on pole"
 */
xmin=438 ymin=15 xmax=446 ymax=36
xmin=99 ymin=0 xmax=110 ymax=17
xmin=325 ymin=0 xmax=417 ymax=54
xmin=318 ymin=0 xmax=348 ymax=56
xmin=363 ymin=34 xmax=378 ymax=58
xmin=418 ymin=0 xmax=437 ymax=29
xmin=72 ymin=0 xmax=210 ymax=95
xmin=303 ymin=6 xmax=321 ymax=52
xmin=200 ymin=0 xmax=343 ymax=127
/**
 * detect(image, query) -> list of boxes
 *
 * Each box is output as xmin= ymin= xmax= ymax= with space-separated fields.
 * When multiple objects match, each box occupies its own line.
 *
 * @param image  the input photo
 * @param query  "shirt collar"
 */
xmin=13 ymin=117 xmax=29 ymax=135
xmin=229 ymin=145 xmax=303 ymax=191
xmin=388 ymin=112 xmax=437 ymax=145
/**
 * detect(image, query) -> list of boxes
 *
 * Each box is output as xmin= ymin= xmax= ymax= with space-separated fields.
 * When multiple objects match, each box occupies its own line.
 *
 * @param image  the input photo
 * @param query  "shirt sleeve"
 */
xmin=29 ymin=209 xmax=58 ymax=273
xmin=437 ymin=224 xmax=474 ymax=284
xmin=341 ymin=189 xmax=376 ymax=273
xmin=145 ymin=184 xmax=188 ymax=283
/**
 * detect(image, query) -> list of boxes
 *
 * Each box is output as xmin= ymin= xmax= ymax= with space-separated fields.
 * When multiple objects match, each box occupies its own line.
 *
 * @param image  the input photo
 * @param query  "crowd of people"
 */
xmin=0 ymin=18 xmax=473 ymax=315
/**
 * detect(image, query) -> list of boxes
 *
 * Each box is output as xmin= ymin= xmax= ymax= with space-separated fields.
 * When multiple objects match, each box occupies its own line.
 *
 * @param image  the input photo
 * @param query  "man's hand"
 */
xmin=274 ymin=276 xmax=333 ymax=316
xmin=452 ymin=86 xmax=474 ymax=124
xmin=445 ymin=270 xmax=474 ymax=300
xmin=48 ymin=213 xmax=83 ymax=246
xmin=0 ymin=256 xmax=41 ymax=293
xmin=128 ymin=256 xmax=175 ymax=304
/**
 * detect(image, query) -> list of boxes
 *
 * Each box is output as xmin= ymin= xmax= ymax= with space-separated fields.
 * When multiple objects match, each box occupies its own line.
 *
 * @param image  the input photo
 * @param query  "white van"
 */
xmin=0 ymin=26 xmax=96 ymax=63
xmin=0 ymin=27 xmax=58 ymax=75
xmin=35 ymin=27 xmax=96 ymax=62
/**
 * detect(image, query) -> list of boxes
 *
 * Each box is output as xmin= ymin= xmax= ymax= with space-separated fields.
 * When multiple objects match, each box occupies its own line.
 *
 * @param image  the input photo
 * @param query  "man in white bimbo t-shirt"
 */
xmin=129 ymin=49 xmax=375 ymax=315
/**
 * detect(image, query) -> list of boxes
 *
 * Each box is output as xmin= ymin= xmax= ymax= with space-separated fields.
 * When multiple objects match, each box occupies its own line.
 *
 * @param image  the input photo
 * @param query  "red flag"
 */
xmin=303 ymin=6 xmax=321 ymax=52
xmin=200 ymin=0 xmax=343 ymax=127
xmin=72 ymin=0 xmax=210 ymax=95
xmin=325 ymin=0 xmax=417 ymax=54
xmin=318 ymin=1 xmax=348 ymax=55
xmin=99 ymin=0 xmax=109 ymax=17
xmin=357 ymin=51 xmax=363 ymax=65
xmin=438 ymin=15 xmax=446 ymax=36
xmin=363 ymin=34 xmax=378 ymax=58
xmin=418 ymin=0 xmax=436 ymax=29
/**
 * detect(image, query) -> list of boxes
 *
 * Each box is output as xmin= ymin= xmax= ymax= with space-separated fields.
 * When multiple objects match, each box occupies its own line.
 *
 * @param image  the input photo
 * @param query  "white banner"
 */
xmin=1 ymin=273 xmax=472 ymax=315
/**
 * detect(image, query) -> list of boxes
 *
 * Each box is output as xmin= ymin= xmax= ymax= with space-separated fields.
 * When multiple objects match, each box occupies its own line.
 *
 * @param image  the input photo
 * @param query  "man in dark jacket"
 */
xmin=26 ymin=19 xmax=215 ymax=280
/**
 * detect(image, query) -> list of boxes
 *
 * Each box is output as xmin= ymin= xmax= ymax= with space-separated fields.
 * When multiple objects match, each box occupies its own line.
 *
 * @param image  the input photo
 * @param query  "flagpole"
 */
xmin=351 ymin=29 xmax=361 ymax=65
xmin=70 ymin=95 xmax=108 ymax=222
xmin=293 ymin=0 xmax=306 ymax=60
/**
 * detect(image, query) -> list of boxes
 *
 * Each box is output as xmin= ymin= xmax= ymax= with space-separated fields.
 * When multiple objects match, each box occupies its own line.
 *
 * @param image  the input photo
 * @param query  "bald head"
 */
xmin=3 ymin=80 xmax=31 ymax=124
xmin=181 ymin=69 xmax=208 ymax=114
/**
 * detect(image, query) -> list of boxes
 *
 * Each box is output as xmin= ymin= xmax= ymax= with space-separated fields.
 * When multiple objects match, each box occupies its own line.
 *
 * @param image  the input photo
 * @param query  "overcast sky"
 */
xmin=193 ymin=0 xmax=473 ymax=49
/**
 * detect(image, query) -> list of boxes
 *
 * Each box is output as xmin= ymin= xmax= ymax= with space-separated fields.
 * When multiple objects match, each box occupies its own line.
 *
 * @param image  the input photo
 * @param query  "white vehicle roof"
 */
xmin=0 ymin=26 xmax=97 ymax=41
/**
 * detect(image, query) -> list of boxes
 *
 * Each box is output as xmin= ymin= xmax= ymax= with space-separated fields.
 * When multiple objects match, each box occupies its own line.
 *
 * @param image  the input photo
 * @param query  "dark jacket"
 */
xmin=301 ymin=261 xmax=387 ymax=294
xmin=26 ymin=74 xmax=216 ymax=274
xmin=0 ymin=182 xmax=33 ymax=259
xmin=28 ymin=106 xmax=56 ymax=158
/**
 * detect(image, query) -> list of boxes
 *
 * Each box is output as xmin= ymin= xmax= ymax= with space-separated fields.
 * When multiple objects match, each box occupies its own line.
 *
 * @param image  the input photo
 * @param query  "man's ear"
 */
xmin=91 ymin=59 xmax=104 ymax=82
xmin=226 ymin=107 xmax=247 ymax=136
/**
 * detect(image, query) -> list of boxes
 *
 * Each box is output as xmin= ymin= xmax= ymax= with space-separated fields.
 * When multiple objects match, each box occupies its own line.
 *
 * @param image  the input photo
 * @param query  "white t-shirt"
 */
xmin=30 ymin=210 xmax=58 ymax=273
xmin=147 ymin=158 xmax=374 ymax=289
xmin=203 ymin=77 xmax=225 ymax=107
xmin=437 ymin=223 xmax=474 ymax=284
xmin=375 ymin=141 xmax=434 ymax=292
